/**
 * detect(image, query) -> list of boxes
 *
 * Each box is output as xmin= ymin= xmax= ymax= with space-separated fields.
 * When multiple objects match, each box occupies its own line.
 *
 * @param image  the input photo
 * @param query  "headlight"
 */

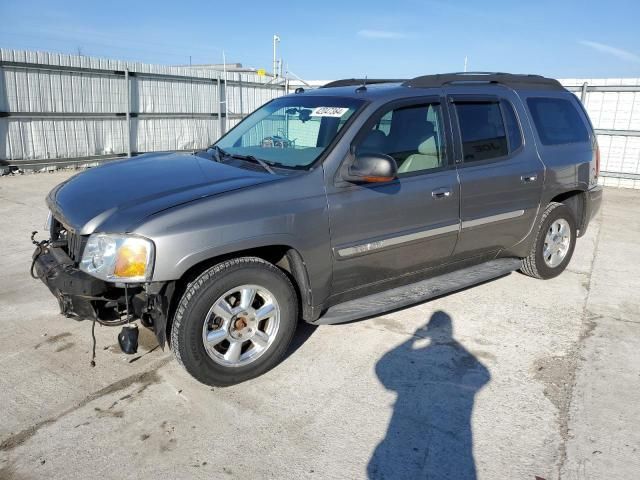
xmin=45 ymin=211 xmax=53 ymax=232
xmin=80 ymin=233 xmax=154 ymax=283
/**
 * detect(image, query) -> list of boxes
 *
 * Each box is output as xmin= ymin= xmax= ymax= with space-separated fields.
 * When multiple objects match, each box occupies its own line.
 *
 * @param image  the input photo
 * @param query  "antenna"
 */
xmin=356 ymin=76 xmax=368 ymax=93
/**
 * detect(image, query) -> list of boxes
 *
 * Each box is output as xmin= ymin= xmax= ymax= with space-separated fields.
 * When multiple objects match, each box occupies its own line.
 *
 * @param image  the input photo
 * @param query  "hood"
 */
xmin=48 ymin=152 xmax=279 ymax=234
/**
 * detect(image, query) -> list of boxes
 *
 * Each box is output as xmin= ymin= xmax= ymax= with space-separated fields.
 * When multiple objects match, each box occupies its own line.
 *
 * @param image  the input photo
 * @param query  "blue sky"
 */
xmin=1 ymin=0 xmax=639 ymax=79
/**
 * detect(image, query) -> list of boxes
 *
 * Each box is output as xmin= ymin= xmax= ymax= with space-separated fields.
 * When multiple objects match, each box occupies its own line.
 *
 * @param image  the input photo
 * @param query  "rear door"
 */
xmin=446 ymin=89 xmax=544 ymax=258
xmin=325 ymin=97 xmax=460 ymax=296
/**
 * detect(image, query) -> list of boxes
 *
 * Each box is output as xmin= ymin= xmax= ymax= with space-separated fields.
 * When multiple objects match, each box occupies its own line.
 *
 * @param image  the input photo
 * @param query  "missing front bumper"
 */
xmin=33 ymin=245 xmax=108 ymax=319
xmin=32 ymin=245 xmax=174 ymax=347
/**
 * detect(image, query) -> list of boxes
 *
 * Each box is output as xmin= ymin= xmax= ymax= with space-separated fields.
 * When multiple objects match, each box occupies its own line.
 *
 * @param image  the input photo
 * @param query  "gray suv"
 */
xmin=33 ymin=73 xmax=603 ymax=386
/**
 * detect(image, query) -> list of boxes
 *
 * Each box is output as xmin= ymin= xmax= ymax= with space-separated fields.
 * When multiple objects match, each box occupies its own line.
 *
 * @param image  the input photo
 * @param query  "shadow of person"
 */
xmin=368 ymin=311 xmax=490 ymax=480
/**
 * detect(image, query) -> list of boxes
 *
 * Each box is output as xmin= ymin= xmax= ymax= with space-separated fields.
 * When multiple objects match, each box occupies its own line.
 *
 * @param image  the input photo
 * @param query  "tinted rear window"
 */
xmin=527 ymin=97 xmax=589 ymax=145
xmin=455 ymin=102 xmax=508 ymax=162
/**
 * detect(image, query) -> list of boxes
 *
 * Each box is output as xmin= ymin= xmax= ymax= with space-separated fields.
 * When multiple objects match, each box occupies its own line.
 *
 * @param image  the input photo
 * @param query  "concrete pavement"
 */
xmin=0 ymin=171 xmax=638 ymax=479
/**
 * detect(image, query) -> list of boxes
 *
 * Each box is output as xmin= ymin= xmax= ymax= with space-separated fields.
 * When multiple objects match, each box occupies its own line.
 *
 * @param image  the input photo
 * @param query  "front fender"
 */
xmin=133 ymin=168 xmax=333 ymax=307
xmin=174 ymin=233 xmax=303 ymax=278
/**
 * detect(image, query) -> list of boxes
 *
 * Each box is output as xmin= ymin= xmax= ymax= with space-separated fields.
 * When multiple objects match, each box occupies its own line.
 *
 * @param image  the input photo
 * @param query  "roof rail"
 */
xmin=321 ymin=78 xmax=406 ymax=88
xmin=402 ymin=72 xmax=563 ymax=90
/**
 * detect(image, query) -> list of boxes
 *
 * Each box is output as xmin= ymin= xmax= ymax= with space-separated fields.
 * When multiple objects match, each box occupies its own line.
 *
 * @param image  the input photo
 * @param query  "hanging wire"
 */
xmin=29 ymin=231 xmax=50 ymax=279
xmin=125 ymin=283 xmax=130 ymax=324
xmin=90 ymin=318 xmax=97 ymax=367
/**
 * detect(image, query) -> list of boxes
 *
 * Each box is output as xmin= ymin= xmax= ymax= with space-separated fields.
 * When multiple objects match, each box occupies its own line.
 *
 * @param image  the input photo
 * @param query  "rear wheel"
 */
xmin=520 ymin=202 xmax=577 ymax=279
xmin=171 ymin=257 xmax=298 ymax=386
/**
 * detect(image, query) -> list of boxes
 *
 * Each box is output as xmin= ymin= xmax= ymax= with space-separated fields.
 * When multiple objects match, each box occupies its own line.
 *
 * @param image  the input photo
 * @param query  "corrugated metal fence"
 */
xmin=1 ymin=50 xmax=639 ymax=189
xmin=560 ymin=78 xmax=640 ymax=188
xmin=0 ymin=49 xmax=286 ymax=169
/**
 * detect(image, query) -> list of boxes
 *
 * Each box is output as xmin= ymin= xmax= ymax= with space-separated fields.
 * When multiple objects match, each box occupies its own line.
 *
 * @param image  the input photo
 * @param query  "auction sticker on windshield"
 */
xmin=310 ymin=107 xmax=349 ymax=117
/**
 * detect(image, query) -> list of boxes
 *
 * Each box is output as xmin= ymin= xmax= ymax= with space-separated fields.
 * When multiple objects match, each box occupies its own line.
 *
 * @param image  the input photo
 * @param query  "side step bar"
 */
xmin=315 ymin=258 xmax=522 ymax=325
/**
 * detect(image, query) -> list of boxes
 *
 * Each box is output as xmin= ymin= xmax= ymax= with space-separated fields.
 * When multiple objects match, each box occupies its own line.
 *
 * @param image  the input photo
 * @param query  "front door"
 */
xmin=325 ymin=98 xmax=461 ymax=298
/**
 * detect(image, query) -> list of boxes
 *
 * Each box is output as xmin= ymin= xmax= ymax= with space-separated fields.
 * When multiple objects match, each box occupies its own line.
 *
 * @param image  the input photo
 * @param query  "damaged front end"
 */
xmin=31 ymin=223 xmax=175 ymax=349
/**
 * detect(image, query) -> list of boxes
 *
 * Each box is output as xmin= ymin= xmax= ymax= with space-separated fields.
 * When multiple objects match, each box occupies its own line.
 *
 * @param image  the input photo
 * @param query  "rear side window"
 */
xmin=455 ymin=102 xmax=508 ymax=162
xmin=527 ymin=97 xmax=589 ymax=145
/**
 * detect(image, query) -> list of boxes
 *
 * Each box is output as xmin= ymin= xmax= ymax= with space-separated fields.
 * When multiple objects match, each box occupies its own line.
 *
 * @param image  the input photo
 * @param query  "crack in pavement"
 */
xmin=0 ymin=194 xmax=34 ymax=207
xmin=594 ymin=315 xmax=640 ymax=325
xmin=554 ymin=213 xmax=604 ymax=478
xmin=0 ymin=356 xmax=172 ymax=452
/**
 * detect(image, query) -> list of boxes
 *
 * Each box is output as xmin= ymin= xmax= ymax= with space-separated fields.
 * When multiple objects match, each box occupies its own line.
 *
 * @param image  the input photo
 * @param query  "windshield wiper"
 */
xmin=227 ymin=153 xmax=276 ymax=175
xmin=208 ymin=146 xmax=276 ymax=175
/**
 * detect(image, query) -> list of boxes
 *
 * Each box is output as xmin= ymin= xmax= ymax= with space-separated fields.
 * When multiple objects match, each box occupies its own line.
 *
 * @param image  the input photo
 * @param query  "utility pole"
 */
xmin=273 ymin=34 xmax=280 ymax=78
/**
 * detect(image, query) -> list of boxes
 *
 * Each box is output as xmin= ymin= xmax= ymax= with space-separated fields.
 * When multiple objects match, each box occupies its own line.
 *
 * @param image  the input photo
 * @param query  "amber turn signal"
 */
xmin=114 ymin=242 xmax=149 ymax=278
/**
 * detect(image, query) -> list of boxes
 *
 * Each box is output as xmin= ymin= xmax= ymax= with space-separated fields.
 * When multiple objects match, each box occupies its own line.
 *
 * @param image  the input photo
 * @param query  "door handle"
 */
xmin=431 ymin=188 xmax=451 ymax=199
xmin=521 ymin=173 xmax=538 ymax=183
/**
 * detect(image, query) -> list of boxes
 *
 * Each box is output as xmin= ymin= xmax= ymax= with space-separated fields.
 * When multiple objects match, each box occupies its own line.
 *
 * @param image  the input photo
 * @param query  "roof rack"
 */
xmin=402 ymin=72 xmax=563 ymax=90
xmin=321 ymin=78 xmax=406 ymax=88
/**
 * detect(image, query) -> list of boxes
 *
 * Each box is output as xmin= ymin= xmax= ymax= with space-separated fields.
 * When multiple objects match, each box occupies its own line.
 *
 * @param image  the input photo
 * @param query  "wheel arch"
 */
xmin=506 ymin=187 xmax=587 ymax=258
xmin=165 ymin=245 xmax=314 ymax=347
xmin=549 ymin=189 xmax=588 ymax=237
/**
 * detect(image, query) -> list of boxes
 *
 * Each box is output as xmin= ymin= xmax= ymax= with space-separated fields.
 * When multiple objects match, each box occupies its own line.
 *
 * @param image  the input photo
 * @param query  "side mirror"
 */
xmin=344 ymin=153 xmax=398 ymax=183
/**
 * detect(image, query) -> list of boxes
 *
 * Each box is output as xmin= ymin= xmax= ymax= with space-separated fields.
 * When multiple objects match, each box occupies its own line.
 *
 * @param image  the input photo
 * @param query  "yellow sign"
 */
xmin=257 ymin=69 xmax=266 ymax=77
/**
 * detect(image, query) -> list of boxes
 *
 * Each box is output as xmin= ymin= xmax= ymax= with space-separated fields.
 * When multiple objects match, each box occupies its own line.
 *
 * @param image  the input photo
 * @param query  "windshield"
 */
xmin=214 ymin=96 xmax=364 ymax=169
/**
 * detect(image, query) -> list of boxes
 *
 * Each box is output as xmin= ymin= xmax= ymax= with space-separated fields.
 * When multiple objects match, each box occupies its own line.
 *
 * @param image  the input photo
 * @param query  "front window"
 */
xmin=356 ymin=102 xmax=446 ymax=175
xmin=214 ymin=96 xmax=364 ymax=169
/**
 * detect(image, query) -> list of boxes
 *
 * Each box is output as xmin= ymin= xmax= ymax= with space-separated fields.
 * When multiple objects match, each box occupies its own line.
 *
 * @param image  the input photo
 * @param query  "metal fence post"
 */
xmin=239 ymin=76 xmax=243 ymax=117
xmin=580 ymin=81 xmax=589 ymax=104
xmin=218 ymin=73 xmax=227 ymax=136
xmin=125 ymin=68 xmax=132 ymax=157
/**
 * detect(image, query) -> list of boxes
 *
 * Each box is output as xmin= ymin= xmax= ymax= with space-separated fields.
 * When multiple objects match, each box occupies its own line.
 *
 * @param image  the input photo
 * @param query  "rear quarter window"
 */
xmin=527 ymin=97 xmax=590 ymax=146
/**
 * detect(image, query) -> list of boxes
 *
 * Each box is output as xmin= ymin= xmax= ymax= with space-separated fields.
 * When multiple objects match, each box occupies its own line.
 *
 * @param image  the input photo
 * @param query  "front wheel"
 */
xmin=170 ymin=257 xmax=298 ymax=386
xmin=520 ymin=202 xmax=577 ymax=279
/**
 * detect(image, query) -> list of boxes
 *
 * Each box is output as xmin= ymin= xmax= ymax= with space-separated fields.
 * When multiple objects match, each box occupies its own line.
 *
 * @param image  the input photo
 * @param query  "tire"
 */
xmin=520 ymin=202 xmax=577 ymax=279
xmin=170 ymin=257 xmax=298 ymax=386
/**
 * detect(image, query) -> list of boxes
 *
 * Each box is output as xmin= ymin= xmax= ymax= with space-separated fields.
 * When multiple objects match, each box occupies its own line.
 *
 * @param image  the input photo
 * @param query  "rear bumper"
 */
xmin=584 ymin=184 xmax=603 ymax=230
